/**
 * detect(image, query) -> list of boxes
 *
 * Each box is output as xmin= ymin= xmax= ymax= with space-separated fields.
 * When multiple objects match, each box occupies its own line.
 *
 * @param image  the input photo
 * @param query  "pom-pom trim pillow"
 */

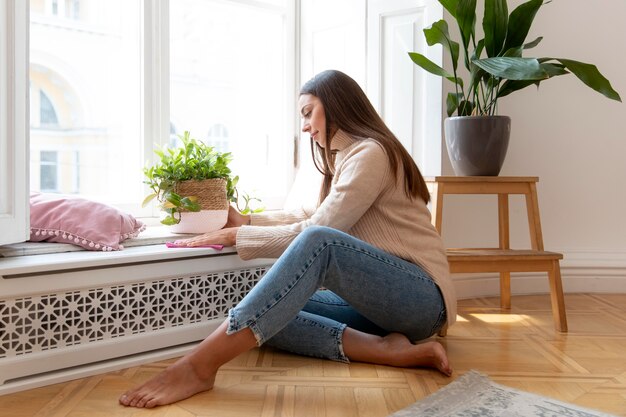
xmin=29 ymin=192 xmax=146 ymax=251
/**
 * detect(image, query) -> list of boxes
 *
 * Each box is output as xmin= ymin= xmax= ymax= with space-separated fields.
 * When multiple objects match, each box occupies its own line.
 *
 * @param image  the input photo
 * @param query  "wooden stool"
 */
xmin=426 ymin=176 xmax=568 ymax=332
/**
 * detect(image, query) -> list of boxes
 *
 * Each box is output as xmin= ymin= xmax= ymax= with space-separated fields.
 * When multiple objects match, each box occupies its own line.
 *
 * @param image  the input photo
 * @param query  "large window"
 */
xmin=28 ymin=0 xmax=295 ymax=215
xmin=0 ymin=0 xmax=441 ymax=244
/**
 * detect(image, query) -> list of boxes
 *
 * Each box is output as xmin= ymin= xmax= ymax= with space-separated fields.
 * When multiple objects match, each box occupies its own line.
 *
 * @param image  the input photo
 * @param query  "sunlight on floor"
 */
xmin=469 ymin=313 xmax=529 ymax=323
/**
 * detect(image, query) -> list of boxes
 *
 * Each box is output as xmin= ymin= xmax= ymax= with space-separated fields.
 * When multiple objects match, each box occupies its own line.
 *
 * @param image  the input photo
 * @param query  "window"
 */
xmin=44 ymin=0 xmax=80 ymax=19
xmin=39 ymin=90 xmax=58 ymax=126
xmin=30 ymin=0 xmax=142 ymax=209
xmin=206 ymin=124 xmax=229 ymax=152
xmin=169 ymin=0 xmax=294 ymax=209
xmin=66 ymin=0 xmax=80 ymax=19
xmin=39 ymin=150 xmax=59 ymax=191
xmin=28 ymin=0 xmax=295 ymax=214
xmin=3 ymin=0 xmax=442 ymax=245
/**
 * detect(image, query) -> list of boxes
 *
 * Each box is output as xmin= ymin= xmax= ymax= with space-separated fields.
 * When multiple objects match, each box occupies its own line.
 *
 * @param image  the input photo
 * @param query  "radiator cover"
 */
xmin=0 ymin=250 xmax=273 ymax=394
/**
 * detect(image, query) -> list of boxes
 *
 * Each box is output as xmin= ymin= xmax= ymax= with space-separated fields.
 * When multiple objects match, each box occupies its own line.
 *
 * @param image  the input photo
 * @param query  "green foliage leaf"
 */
xmin=141 ymin=193 xmax=157 ymax=208
xmin=473 ymin=57 xmax=548 ymax=80
xmin=554 ymin=58 xmax=622 ymax=102
xmin=458 ymin=100 xmax=475 ymax=116
xmin=180 ymin=196 xmax=201 ymax=212
xmin=160 ymin=216 xmax=179 ymax=226
xmin=236 ymin=191 xmax=265 ymax=215
xmin=483 ymin=0 xmax=508 ymax=57
xmin=539 ymin=61 xmax=569 ymax=77
xmin=495 ymin=61 xmax=567 ymax=98
xmin=523 ymin=36 xmax=543 ymax=50
xmin=165 ymin=192 xmax=182 ymax=207
xmin=424 ymin=20 xmax=460 ymax=73
xmin=456 ymin=0 xmax=477 ymax=68
xmin=408 ymin=52 xmax=462 ymax=86
xmin=446 ymin=93 xmax=475 ymax=116
xmin=439 ymin=0 xmax=459 ymax=18
xmin=496 ymin=79 xmax=537 ymax=98
xmin=503 ymin=0 xmax=543 ymax=52
xmin=446 ymin=93 xmax=462 ymax=117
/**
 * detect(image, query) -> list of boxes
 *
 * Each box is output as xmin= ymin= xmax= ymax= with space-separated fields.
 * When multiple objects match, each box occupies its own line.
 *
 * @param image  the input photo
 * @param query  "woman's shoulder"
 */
xmin=339 ymin=135 xmax=387 ymax=159
xmin=335 ymin=137 xmax=390 ymax=180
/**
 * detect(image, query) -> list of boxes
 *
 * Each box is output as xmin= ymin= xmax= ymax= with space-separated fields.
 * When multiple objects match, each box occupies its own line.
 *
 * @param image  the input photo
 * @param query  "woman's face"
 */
xmin=299 ymin=94 xmax=327 ymax=148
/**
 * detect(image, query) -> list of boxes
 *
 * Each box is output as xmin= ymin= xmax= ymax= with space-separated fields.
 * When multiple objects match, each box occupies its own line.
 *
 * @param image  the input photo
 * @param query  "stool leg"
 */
xmin=548 ymin=261 xmax=568 ymax=332
xmin=500 ymin=271 xmax=511 ymax=309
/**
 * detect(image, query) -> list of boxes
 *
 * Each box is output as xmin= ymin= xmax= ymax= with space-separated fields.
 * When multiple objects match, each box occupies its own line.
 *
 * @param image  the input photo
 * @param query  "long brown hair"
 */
xmin=300 ymin=69 xmax=430 ymax=205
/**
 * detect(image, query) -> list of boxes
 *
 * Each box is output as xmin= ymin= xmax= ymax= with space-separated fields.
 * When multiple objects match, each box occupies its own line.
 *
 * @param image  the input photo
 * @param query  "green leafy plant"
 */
xmin=408 ymin=0 xmax=621 ymax=117
xmin=143 ymin=131 xmax=262 ymax=225
xmin=233 ymin=190 xmax=265 ymax=215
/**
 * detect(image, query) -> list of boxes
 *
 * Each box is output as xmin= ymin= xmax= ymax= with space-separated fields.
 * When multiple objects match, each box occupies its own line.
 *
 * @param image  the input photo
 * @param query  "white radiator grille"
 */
xmin=0 ymin=267 xmax=267 ymax=358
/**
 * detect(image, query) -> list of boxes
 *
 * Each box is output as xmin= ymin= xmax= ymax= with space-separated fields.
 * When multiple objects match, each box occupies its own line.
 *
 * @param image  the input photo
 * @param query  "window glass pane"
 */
xmin=287 ymin=0 xmax=366 ymax=209
xmin=170 ymin=0 xmax=292 ymax=209
xmin=40 ymin=150 xmax=58 ymax=191
xmin=29 ymin=0 xmax=142 ymax=211
xmin=39 ymin=90 xmax=59 ymax=126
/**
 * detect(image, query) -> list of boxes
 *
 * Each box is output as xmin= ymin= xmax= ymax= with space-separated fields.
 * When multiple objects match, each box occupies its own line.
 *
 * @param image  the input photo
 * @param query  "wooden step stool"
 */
xmin=426 ymin=176 xmax=568 ymax=333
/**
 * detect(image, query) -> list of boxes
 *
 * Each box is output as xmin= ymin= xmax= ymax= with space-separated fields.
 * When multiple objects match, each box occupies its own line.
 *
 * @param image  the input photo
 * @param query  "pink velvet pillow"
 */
xmin=29 ymin=193 xmax=146 ymax=251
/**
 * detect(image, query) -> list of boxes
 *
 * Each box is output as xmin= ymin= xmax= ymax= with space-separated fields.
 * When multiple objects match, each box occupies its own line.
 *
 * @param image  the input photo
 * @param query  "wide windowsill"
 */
xmin=0 ymin=225 xmax=194 ymax=258
xmin=0 ymin=226 xmax=236 ymax=277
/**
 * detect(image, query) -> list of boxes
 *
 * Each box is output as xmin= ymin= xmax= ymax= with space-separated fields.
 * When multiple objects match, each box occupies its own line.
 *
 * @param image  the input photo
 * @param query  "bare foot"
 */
xmin=119 ymin=357 xmax=216 ymax=408
xmin=381 ymin=333 xmax=452 ymax=376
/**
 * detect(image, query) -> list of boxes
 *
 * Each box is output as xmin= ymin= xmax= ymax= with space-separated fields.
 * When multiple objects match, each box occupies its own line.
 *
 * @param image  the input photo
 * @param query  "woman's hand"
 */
xmin=225 ymin=205 xmax=251 ymax=228
xmin=172 ymin=206 xmax=249 ymax=248
xmin=173 ymin=227 xmax=239 ymax=247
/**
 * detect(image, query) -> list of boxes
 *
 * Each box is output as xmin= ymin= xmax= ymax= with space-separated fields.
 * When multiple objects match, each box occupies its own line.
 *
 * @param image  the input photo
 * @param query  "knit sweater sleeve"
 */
xmin=236 ymin=141 xmax=390 ymax=260
xmin=248 ymin=206 xmax=315 ymax=226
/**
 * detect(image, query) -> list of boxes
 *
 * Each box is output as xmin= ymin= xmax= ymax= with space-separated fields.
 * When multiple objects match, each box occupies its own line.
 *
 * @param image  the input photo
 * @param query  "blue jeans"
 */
xmin=228 ymin=226 xmax=446 ymax=363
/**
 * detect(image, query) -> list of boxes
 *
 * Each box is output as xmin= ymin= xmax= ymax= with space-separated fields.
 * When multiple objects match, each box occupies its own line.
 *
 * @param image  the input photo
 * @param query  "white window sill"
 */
xmin=0 ymin=225 xmax=195 ymax=258
xmin=0 ymin=226 xmax=237 ymax=278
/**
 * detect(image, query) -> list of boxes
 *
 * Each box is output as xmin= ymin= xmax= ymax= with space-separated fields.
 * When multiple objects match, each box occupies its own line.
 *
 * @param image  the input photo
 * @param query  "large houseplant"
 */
xmin=409 ymin=0 xmax=621 ymax=175
xmin=142 ymin=131 xmax=262 ymax=232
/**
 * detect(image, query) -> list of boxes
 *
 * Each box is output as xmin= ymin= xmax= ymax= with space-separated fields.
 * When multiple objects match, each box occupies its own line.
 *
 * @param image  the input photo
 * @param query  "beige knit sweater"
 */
xmin=236 ymin=130 xmax=457 ymax=327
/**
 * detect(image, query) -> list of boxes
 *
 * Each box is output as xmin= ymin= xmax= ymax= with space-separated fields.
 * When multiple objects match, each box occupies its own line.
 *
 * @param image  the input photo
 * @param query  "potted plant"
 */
xmin=142 ymin=131 xmax=262 ymax=233
xmin=409 ymin=0 xmax=621 ymax=176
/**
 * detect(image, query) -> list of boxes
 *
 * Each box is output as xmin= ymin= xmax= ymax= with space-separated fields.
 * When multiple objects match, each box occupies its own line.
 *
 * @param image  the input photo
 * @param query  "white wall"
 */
xmin=440 ymin=0 xmax=626 ymax=294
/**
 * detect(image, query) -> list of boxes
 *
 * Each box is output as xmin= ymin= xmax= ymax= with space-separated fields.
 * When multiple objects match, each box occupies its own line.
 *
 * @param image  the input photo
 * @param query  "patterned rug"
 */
xmin=390 ymin=370 xmax=617 ymax=417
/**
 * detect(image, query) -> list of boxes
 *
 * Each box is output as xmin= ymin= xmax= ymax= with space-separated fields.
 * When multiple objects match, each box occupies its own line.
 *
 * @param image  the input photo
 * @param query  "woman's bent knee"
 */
xmin=298 ymin=225 xmax=341 ymax=243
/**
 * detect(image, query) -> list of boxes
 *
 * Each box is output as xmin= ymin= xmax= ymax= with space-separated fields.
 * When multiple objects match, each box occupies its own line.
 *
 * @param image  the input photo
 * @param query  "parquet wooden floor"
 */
xmin=1 ymin=293 xmax=624 ymax=417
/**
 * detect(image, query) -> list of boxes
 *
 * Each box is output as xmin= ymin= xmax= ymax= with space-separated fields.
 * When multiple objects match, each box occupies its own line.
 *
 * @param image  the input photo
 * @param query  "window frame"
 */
xmin=141 ymin=0 xmax=170 ymax=219
xmin=0 ymin=0 xmax=29 ymax=246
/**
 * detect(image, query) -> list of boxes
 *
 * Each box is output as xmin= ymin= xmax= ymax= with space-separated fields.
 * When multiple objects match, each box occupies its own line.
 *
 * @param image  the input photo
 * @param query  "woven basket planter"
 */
xmin=168 ymin=178 xmax=229 ymax=233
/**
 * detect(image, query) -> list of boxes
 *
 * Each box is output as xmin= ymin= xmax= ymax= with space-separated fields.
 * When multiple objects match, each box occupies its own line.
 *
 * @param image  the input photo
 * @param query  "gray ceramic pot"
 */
xmin=444 ymin=115 xmax=511 ymax=176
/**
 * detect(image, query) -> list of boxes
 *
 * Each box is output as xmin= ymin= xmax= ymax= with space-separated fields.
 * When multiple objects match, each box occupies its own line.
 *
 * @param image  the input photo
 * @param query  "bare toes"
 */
xmin=137 ymin=396 xmax=152 ymax=408
xmin=145 ymin=398 xmax=159 ymax=408
xmin=118 ymin=358 xmax=216 ymax=408
xmin=129 ymin=395 xmax=142 ymax=408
